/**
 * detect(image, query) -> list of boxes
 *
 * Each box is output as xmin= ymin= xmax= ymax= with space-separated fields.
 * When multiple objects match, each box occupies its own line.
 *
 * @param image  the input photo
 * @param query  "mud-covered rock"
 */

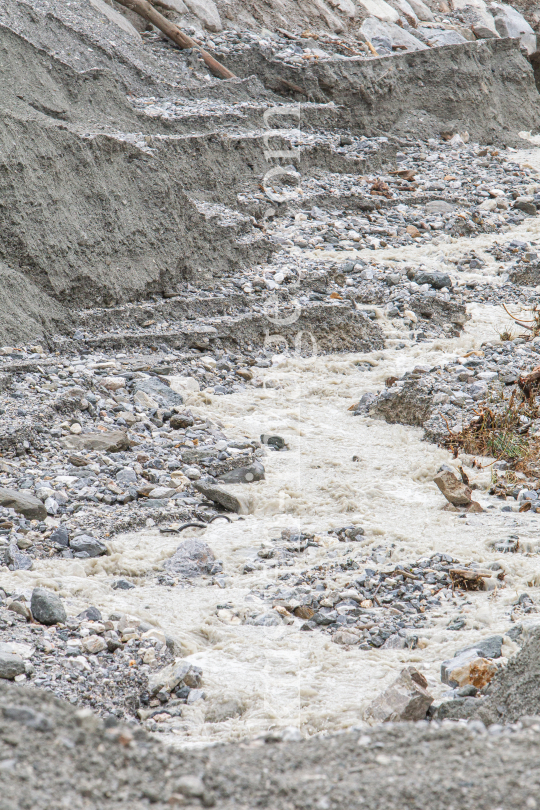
xmin=365 ymin=666 xmax=433 ymax=723
xmin=434 ymin=471 xmax=472 ymax=506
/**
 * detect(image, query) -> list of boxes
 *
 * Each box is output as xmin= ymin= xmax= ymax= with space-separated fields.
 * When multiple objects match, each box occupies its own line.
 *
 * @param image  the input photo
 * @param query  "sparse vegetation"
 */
xmin=443 ymin=384 xmax=540 ymax=475
xmin=502 ymin=302 xmax=540 ymax=340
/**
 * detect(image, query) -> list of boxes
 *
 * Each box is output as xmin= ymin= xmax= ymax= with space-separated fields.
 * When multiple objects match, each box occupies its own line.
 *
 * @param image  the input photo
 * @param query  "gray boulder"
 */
xmin=513 ymin=196 xmax=537 ymax=215
xmin=456 ymin=635 xmax=503 ymax=660
xmin=116 ymin=468 xmax=137 ymax=486
xmin=469 ymin=381 xmax=488 ymax=401
xmin=5 ymin=543 xmax=32 ymax=571
xmin=88 ymin=0 xmax=142 ymax=39
xmin=77 ymin=607 xmax=102 ymax=621
xmin=0 ymin=652 xmax=25 ymax=680
xmin=0 ymin=488 xmax=46 ymax=520
xmin=414 ymin=271 xmax=452 ymax=289
xmin=31 ymin=588 xmax=66 ymax=626
xmin=194 ymin=481 xmax=250 ymax=513
xmin=218 ymin=462 xmax=265 ymax=484
xmin=490 ymin=2 xmax=536 ymax=53
xmin=133 ymin=378 xmax=183 ymax=408
xmin=417 ymin=27 xmax=468 ymax=46
xmin=164 ymin=539 xmax=215 ymax=578
xmin=365 ymin=667 xmax=433 ymax=723
xmin=69 ymin=534 xmax=107 ymax=557
xmin=49 ymin=526 xmax=69 ymax=547
xmin=62 ymin=430 xmax=131 ymax=453
xmin=425 ymin=200 xmax=456 ymax=214
xmin=361 ymin=16 xmax=427 ymax=52
xmin=434 ymin=471 xmax=472 ymax=506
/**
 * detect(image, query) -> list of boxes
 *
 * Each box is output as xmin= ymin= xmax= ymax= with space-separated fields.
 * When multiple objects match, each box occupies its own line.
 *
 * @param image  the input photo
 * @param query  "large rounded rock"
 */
xmin=31 ymin=588 xmax=67 ymax=626
xmin=0 ymin=488 xmax=47 ymax=520
xmin=414 ymin=271 xmax=452 ymax=289
xmin=165 ymin=539 xmax=215 ymax=578
xmin=0 ymin=652 xmax=25 ymax=679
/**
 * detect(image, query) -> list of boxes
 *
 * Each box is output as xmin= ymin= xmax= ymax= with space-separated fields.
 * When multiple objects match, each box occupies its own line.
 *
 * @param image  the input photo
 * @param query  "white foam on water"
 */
xmin=2 ymin=315 xmax=539 ymax=747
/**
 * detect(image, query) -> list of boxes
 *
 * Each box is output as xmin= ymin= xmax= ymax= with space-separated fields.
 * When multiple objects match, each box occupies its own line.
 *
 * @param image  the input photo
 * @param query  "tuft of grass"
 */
xmin=443 ymin=387 xmax=540 ymax=474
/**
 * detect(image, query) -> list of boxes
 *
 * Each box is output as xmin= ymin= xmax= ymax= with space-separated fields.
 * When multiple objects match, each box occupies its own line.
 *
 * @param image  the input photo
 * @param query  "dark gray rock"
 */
xmin=164 ymin=539 xmax=215 ymax=578
xmin=5 ymin=542 xmax=32 ymax=571
xmin=69 ymin=534 xmax=107 ymax=557
xmin=218 ymin=462 xmax=265 ymax=484
xmin=31 ymin=588 xmax=66 ymax=626
xmin=77 ymin=607 xmax=102 ymax=621
xmin=116 ymin=468 xmax=137 ymax=486
xmin=50 ymin=526 xmax=69 ymax=547
xmin=260 ymin=434 xmax=285 ymax=449
xmin=434 ymin=696 xmax=484 ymax=720
xmin=0 ymin=653 xmax=25 ymax=680
xmin=133 ymin=378 xmax=183 ymax=407
xmin=194 ymin=481 xmax=248 ymax=513
xmin=414 ymin=271 xmax=452 ymax=289
xmin=0 ymin=488 xmax=47 ymax=520
xmin=456 ymin=684 xmax=478 ymax=697
xmin=456 ymin=635 xmax=503 ymax=660
xmin=112 ymin=580 xmax=135 ymax=590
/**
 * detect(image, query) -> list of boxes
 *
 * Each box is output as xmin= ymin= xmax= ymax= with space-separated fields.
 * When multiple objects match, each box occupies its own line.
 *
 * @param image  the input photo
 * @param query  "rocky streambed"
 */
xmin=2 ymin=0 xmax=540 ymax=805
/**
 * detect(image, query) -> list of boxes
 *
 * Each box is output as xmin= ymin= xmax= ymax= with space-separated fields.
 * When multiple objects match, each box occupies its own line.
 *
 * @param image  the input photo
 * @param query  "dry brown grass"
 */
xmin=443 ymin=386 xmax=540 ymax=475
xmin=502 ymin=303 xmax=540 ymax=340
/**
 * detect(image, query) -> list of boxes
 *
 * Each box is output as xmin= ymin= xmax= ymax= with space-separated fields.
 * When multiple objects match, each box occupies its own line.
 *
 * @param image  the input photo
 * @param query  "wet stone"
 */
xmin=164 ymin=538 xmax=215 ymax=578
xmin=31 ymin=588 xmax=66 ymax=626
xmin=69 ymin=534 xmax=107 ymax=557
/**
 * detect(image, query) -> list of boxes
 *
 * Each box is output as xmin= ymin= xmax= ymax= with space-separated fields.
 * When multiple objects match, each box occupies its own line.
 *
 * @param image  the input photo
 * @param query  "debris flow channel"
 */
xmin=3 ymin=141 xmax=540 ymax=744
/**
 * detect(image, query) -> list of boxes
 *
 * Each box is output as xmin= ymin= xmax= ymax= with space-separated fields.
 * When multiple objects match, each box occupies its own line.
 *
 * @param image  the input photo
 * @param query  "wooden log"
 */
xmin=113 ymin=0 xmax=236 ymax=80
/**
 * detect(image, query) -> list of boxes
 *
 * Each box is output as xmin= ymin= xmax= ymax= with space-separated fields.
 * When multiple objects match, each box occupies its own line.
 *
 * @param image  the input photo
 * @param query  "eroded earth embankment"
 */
xmin=2 ymin=0 xmax=540 ymax=807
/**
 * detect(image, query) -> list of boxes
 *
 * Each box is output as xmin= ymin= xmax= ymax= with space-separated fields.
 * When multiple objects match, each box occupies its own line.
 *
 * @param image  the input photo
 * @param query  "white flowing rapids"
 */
xmin=2 ymin=147 xmax=540 ymax=748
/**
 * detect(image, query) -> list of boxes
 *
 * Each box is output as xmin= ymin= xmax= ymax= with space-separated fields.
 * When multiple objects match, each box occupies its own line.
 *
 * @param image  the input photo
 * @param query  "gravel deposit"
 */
xmin=2 ymin=0 xmax=540 ymax=804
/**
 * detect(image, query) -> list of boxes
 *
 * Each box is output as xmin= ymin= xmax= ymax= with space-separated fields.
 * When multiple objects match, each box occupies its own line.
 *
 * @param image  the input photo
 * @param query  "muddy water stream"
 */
xmin=3 ymin=150 xmax=540 ymax=748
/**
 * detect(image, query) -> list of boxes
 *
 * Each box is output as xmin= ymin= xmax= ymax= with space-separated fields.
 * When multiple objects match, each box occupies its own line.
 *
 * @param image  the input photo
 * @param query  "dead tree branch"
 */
xmin=113 ymin=0 xmax=236 ymax=80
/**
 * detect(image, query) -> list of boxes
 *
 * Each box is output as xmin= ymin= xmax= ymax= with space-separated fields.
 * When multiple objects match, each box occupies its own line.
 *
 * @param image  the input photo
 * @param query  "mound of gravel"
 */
xmin=2 ymin=679 xmax=540 ymax=810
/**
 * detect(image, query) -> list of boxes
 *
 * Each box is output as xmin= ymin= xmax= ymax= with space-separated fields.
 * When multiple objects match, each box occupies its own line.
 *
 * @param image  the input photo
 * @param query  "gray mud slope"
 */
xmin=225 ymin=37 xmax=540 ymax=144
xmin=1 ymin=679 xmax=540 ymax=810
xmin=0 ymin=0 xmax=540 ymax=347
xmin=0 ymin=25 xmax=273 ymax=313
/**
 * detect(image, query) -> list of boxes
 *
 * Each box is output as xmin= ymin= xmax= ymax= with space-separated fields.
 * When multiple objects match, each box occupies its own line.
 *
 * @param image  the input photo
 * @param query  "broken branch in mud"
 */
xmin=518 ymin=364 xmax=540 ymax=401
xmin=114 ymin=0 xmax=236 ymax=80
xmin=502 ymin=302 xmax=540 ymax=337
xmin=449 ymin=568 xmax=494 ymax=591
